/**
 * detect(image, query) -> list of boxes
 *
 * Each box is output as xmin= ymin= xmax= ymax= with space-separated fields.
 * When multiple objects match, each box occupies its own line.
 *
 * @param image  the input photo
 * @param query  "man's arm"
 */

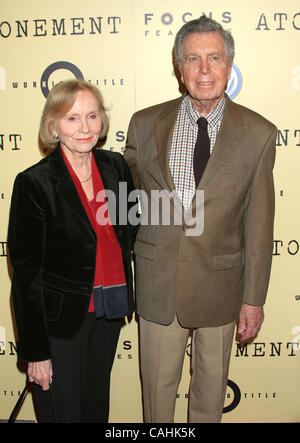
xmin=124 ymin=115 xmax=141 ymax=189
xmin=238 ymin=125 xmax=277 ymax=342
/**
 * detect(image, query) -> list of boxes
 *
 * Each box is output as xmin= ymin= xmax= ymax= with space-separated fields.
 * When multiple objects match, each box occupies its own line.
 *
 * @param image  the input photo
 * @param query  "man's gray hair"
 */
xmin=174 ymin=15 xmax=235 ymax=68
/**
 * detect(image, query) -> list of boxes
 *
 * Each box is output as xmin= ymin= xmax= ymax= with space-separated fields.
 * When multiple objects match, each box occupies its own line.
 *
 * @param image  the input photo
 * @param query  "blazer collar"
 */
xmin=185 ymin=95 xmax=245 ymax=221
xmin=153 ymin=95 xmax=244 ymax=191
xmin=47 ymin=146 xmax=93 ymax=230
xmin=199 ymin=95 xmax=244 ymax=189
xmin=47 ymin=144 xmax=117 ymax=186
xmin=154 ymin=96 xmax=183 ymax=192
xmin=153 ymin=94 xmax=245 ymax=220
xmin=47 ymin=146 xmax=118 ymax=234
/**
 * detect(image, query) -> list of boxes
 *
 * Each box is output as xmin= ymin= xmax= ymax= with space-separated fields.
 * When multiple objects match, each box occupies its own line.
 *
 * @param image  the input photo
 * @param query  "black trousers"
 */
xmin=33 ymin=312 xmax=122 ymax=423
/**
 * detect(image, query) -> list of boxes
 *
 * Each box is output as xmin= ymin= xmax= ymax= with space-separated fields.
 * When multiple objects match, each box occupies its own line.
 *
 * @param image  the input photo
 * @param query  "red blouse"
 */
xmin=60 ymin=147 xmax=128 ymax=319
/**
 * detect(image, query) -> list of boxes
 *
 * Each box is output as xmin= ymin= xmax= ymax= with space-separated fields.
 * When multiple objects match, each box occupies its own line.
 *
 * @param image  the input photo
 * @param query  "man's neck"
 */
xmin=190 ymin=95 xmax=224 ymax=116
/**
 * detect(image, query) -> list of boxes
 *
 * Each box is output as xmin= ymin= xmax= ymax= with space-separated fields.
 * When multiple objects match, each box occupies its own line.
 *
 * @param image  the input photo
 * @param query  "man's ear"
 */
xmin=179 ymin=67 xmax=185 ymax=86
xmin=227 ymin=63 xmax=233 ymax=81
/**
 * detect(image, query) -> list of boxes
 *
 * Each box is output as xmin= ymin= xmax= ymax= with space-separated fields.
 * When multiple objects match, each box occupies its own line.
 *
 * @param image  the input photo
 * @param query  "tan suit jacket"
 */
xmin=124 ymin=95 xmax=276 ymax=328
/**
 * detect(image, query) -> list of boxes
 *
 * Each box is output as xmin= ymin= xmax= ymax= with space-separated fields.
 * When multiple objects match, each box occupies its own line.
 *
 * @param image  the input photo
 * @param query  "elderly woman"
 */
xmin=8 ymin=79 xmax=138 ymax=423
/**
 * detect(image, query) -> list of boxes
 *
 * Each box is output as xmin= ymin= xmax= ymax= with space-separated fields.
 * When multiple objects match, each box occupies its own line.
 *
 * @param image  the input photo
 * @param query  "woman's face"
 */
xmin=54 ymin=89 xmax=103 ymax=156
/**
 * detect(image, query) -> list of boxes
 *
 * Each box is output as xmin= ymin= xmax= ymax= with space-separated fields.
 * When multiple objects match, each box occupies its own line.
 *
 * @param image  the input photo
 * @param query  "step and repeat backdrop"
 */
xmin=1 ymin=0 xmax=300 ymax=423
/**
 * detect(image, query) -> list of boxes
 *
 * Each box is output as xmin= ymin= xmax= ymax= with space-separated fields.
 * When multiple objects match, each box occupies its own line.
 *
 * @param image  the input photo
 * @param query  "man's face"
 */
xmin=180 ymin=31 xmax=232 ymax=114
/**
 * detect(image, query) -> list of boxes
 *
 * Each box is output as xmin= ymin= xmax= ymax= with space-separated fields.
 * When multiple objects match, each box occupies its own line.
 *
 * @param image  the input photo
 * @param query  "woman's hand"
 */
xmin=28 ymin=359 xmax=53 ymax=391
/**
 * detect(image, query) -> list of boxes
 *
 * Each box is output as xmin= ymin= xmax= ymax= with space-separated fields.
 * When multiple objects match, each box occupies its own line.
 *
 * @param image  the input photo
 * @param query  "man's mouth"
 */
xmin=198 ymin=81 xmax=214 ymax=86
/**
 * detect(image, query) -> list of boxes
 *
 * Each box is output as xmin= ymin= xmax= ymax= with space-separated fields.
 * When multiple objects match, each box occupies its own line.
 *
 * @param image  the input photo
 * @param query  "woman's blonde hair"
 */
xmin=39 ymin=79 xmax=109 ymax=149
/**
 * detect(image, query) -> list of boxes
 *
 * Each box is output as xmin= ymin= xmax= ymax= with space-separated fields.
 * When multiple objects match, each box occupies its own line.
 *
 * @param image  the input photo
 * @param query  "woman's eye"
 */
xmin=90 ymin=112 xmax=100 ymax=119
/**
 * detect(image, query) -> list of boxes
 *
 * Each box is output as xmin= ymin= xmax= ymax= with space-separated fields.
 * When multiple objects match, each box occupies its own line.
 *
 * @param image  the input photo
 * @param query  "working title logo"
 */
xmin=223 ymin=379 xmax=241 ymax=413
xmin=9 ymin=61 xmax=125 ymax=97
xmin=41 ymin=61 xmax=84 ymax=98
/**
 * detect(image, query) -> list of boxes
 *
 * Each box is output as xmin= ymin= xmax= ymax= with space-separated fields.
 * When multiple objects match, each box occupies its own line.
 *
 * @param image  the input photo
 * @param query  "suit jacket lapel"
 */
xmin=92 ymin=149 xmax=122 ymax=228
xmin=154 ymin=97 xmax=183 ymax=192
xmin=47 ymin=146 xmax=95 ymax=232
xmin=48 ymin=146 xmax=123 ymax=232
xmin=93 ymin=150 xmax=119 ymax=196
xmin=198 ymin=97 xmax=245 ymax=189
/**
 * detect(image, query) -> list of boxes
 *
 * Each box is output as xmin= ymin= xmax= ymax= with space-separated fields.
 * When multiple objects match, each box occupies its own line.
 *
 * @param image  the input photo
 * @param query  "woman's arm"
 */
xmin=8 ymin=171 xmax=51 ymax=362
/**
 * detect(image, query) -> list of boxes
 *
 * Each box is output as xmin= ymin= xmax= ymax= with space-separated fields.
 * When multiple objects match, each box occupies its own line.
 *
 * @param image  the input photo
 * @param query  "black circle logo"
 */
xmin=40 ymin=61 xmax=84 ymax=98
xmin=223 ymin=379 xmax=241 ymax=413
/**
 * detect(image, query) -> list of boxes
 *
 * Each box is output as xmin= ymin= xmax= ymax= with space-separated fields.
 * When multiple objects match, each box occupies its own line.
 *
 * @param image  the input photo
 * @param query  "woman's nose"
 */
xmin=79 ymin=118 xmax=89 ymax=132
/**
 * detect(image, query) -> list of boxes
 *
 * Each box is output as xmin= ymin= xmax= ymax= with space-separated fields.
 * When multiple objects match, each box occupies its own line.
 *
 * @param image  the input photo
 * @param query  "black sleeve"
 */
xmin=8 ymin=172 xmax=51 ymax=362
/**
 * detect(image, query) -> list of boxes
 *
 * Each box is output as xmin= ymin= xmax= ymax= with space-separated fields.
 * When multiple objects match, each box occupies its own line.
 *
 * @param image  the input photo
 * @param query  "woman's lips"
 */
xmin=77 ymin=137 xmax=93 ymax=142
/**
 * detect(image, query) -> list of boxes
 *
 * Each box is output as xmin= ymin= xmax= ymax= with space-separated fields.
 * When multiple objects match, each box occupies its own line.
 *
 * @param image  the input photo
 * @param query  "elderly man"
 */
xmin=125 ymin=16 xmax=276 ymax=423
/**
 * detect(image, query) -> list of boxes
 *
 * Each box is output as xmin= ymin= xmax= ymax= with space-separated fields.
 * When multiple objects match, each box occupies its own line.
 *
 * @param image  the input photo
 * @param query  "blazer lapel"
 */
xmin=154 ymin=97 xmax=183 ymax=192
xmin=198 ymin=97 xmax=245 ymax=189
xmin=47 ymin=146 xmax=95 ymax=232
xmin=93 ymin=150 xmax=119 ymax=196
xmin=92 ymin=149 xmax=122 ymax=226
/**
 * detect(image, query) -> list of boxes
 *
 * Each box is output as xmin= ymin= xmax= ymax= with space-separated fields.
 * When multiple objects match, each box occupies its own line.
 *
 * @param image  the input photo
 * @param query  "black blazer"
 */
xmin=8 ymin=146 xmax=138 ymax=362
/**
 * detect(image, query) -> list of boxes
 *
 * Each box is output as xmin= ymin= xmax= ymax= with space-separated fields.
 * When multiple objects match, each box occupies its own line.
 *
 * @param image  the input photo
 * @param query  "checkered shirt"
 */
xmin=169 ymin=94 xmax=226 ymax=211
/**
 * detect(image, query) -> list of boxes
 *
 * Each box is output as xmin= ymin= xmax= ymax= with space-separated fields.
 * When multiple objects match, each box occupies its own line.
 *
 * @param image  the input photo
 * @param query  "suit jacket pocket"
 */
xmin=134 ymin=239 xmax=156 ymax=261
xmin=43 ymin=271 xmax=92 ymax=323
xmin=214 ymin=250 xmax=243 ymax=270
xmin=219 ymin=163 xmax=250 ymax=175
xmin=43 ymin=270 xmax=92 ymax=295
xmin=44 ymin=287 xmax=64 ymax=322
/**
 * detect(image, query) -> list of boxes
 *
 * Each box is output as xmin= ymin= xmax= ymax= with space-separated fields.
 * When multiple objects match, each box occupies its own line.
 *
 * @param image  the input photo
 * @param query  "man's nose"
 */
xmin=198 ymin=58 xmax=210 ymax=74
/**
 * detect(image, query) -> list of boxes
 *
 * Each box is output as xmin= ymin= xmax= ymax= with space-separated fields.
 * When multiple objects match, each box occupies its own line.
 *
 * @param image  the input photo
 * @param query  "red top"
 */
xmin=60 ymin=147 xmax=127 ymax=318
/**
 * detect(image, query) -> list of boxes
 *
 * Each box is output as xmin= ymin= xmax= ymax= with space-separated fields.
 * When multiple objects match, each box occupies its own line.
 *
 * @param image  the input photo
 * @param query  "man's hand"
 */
xmin=28 ymin=359 xmax=53 ymax=391
xmin=237 ymin=303 xmax=264 ymax=344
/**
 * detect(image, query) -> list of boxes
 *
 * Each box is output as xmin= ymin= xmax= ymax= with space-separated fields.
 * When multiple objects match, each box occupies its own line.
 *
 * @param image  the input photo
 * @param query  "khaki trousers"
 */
xmin=139 ymin=315 xmax=235 ymax=423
